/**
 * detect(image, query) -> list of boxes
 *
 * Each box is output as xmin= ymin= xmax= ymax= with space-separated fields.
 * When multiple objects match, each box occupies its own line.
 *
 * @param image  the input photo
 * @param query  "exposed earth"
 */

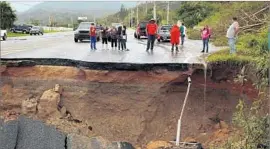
xmin=0 ymin=64 xmax=258 ymax=148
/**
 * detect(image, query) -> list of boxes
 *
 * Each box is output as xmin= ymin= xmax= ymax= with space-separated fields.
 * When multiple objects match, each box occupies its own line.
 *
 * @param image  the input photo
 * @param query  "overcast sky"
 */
xmin=9 ymin=2 xmax=42 ymax=12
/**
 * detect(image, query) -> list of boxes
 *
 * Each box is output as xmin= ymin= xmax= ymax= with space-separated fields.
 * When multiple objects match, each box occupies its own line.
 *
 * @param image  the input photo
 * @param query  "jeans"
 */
xmin=90 ymin=36 xmax=96 ymax=49
xmin=181 ymin=35 xmax=185 ymax=45
xmin=228 ymin=38 xmax=236 ymax=54
xmin=147 ymin=35 xmax=156 ymax=50
xmin=102 ymin=38 xmax=108 ymax=44
xmin=202 ymin=38 xmax=209 ymax=52
xmin=111 ymin=39 xmax=117 ymax=48
xmin=121 ymin=39 xmax=127 ymax=50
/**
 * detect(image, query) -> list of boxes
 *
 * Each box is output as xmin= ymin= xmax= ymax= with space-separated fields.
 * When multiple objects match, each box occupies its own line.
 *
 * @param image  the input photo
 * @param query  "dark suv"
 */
xmin=134 ymin=21 xmax=148 ymax=39
xmin=10 ymin=25 xmax=32 ymax=34
xmin=74 ymin=22 xmax=100 ymax=42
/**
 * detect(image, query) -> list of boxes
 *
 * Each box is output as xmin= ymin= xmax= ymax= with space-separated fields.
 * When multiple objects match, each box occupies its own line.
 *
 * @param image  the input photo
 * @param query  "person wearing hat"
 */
xmin=89 ymin=23 xmax=97 ymax=50
xmin=146 ymin=18 xmax=158 ymax=51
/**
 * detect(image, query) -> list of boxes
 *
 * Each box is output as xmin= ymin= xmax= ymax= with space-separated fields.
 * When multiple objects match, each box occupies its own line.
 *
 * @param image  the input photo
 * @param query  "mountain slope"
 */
xmin=16 ymin=1 xmax=136 ymax=25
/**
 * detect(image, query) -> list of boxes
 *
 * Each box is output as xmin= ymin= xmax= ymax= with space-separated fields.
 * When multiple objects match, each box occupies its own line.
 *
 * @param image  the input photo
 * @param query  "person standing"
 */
xmin=180 ymin=23 xmax=186 ymax=46
xmin=101 ymin=26 xmax=109 ymax=50
xmin=89 ymin=23 xmax=97 ymax=50
xmin=226 ymin=17 xmax=239 ymax=54
xmin=170 ymin=24 xmax=180 ymax=52
xmin=121 ymin=25 xmax=128 ymax=51
xmin=201 ymin=25 xmax=211 ymax=53
xmin=146 ymin=18 xmax=158 ymax=51
xmin=117 ymin=26 xmax=123 ymax=50
xmin=110 ymin=27 xmax=117 ymax=50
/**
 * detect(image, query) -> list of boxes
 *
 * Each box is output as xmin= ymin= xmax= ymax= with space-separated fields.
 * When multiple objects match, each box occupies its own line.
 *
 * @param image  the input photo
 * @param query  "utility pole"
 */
xmin=49 ymin=15 xmax=51 ymax=27
xmin=167 ymin=1 xmax=170 ymax=24
xmin=136 ymin=2 xmax=139 ymax=25
xmin=129 ymin=9 xmax=131 ymax=27
xmin=153 ymin=1 xmax=156 ymax=20
xmin=131 ymin=9 xmax=134 ymax=27
xmin=145 ymin=1 xmax=148 ymax=14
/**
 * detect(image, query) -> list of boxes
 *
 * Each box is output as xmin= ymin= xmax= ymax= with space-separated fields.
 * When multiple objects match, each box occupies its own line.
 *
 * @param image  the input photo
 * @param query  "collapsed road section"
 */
xmin=0 ymin=59 xmax=258 ymax=149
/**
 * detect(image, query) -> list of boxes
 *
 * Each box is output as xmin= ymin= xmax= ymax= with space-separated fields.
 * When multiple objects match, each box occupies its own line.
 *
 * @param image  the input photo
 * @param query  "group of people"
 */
xmin=145 ymin=19 xmax=187 ymax=52
xmin=89 ymin=16 xmax=239 ymax=55
xmin=199 ymin=17 xmax=239 ymax=54
xmin=89 ymin=23 xmax=128 ymax=51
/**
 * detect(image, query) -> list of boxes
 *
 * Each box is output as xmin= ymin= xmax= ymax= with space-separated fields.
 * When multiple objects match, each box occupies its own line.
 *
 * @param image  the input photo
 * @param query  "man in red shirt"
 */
xmin=90 ymin=23 xmax=97 ymax=50
xmin=146 ymin=18 xmax=158 ymax=51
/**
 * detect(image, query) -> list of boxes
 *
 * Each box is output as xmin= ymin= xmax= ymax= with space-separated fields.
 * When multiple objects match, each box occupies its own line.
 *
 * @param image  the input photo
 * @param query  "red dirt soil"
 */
xmin=0 ymin=66 xmax=258 ymax=148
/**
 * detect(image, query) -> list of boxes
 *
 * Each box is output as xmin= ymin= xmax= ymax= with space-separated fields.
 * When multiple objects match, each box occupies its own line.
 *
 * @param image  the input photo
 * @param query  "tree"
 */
xmin=30 ymin=19 xmax=40 ymax=26
xmin=176 ymin=2 xmax=214 ymax=28
xmin=119 ymin=4 xmax=127 ymax=22
xmin=0 ymin=1 xmax=17 ymax=29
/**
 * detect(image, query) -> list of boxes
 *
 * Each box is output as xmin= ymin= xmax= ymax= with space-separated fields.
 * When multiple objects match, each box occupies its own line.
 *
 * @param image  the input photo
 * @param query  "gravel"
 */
xmin=16 ymin=116 xmax=66 ymax=149
xmin=0 ymin=117 xmax=137 ymax=149
xmin=0 ymin=119 xmax=19 ymax=149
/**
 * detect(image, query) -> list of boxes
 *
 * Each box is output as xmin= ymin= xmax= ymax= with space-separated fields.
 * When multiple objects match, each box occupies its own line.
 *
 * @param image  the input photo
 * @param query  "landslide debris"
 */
xmin=0 ymin=65 xmax=259 ymax=148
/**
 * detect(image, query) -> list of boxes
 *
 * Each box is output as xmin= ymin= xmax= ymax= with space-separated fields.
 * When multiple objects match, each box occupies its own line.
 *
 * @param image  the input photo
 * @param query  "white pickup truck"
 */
xmin=1 ymin=30 xmax=7 ymax=41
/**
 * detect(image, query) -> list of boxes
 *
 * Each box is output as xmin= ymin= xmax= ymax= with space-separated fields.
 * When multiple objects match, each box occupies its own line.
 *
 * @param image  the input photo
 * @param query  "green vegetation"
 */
xmin=0 ymin=2 xmax=16 ymax=29
xmin=204 ymin=3 xmax=269 ymax=149
xmin=207 ymin=26 xmax=268 ymax=67
xmin=211 ymin=99 xmax=269 ymax=149
xmin=7 ymin=32 xmax=28 ymax=37
xmin=7 ymin=30 xmax=65 ymax=37
xmin=176 ymin=2 xmax=216 ymax=28
xmin=97 ymin=2 xmax=182 ymax=27
xmin=199 ymin=2 xmax=268 ymax=46
xmin=44 ymin=30 xmax=62 ymax=33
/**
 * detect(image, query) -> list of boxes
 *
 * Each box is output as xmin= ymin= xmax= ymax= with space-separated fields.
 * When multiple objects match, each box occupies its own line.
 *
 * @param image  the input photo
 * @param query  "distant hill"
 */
xmin=16 ymin=1 xmax=136 ymax=26
xmin=98 ymin=1 xmax=183 ymax=26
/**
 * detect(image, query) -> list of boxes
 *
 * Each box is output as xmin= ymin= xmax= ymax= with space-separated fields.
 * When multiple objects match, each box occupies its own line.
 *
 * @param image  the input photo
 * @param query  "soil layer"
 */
xmin=0 ymin=65 xmax=258 ymax=148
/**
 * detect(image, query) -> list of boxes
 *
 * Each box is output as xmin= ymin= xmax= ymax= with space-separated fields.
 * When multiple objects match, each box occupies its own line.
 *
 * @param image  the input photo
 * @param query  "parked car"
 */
xmin=10 ymin=25 xmax=32 ymax=34
xmin=1 ymin=30 xmax=7 ymax=41
xmin=74 ymin=22 xmax=100 ymax=43
xmin=30 ymin=26 xmax=44 ymax=35
xmin=157 ymin=25 xmax=172 ymax=42
xmin=134 ymin=21 xmax=148 ymax=39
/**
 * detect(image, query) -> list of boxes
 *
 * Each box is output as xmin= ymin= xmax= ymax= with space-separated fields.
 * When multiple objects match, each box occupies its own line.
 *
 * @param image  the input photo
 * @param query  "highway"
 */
xmin=1 ymin=30 xmax=222 ymax=64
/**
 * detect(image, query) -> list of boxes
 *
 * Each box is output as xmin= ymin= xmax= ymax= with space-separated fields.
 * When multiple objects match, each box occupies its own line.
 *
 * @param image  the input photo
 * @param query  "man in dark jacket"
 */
xmin=110 ymin=27 xmax=118 ymax=50
xmin=146 ymin=18 xmax=158 ymax=51
xmin=101 ymin=26 xmax=109 ymax=50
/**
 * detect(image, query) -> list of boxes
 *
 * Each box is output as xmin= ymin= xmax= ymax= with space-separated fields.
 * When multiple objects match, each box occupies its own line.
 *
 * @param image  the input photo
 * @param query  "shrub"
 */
xmin=176 ymin=2 xmax=215 ymax=28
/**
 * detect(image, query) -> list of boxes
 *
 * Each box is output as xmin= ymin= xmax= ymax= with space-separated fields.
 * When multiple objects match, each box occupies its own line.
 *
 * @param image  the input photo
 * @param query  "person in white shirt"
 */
xmin=226 ymin=17 xmax=239 ymax=54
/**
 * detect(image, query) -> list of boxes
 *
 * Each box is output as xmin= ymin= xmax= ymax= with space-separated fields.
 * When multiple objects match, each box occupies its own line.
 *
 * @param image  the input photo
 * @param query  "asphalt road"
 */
xmin=1 ymin=30 xmax=222 ymax=64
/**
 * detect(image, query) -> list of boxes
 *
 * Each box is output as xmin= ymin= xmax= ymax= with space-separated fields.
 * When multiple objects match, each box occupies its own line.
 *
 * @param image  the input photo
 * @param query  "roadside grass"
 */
xmin=44 ymin=30 xmax=62 ymax=33
xmin=7 ymin=30 xmax=68 ymax=37
xmin=7 ymin=32 xmax=28 ymax=37
xmin=207 ymin=26 xmax=268 ymax=67
xmin=189 ymin=2 xmax=267 ymax=47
